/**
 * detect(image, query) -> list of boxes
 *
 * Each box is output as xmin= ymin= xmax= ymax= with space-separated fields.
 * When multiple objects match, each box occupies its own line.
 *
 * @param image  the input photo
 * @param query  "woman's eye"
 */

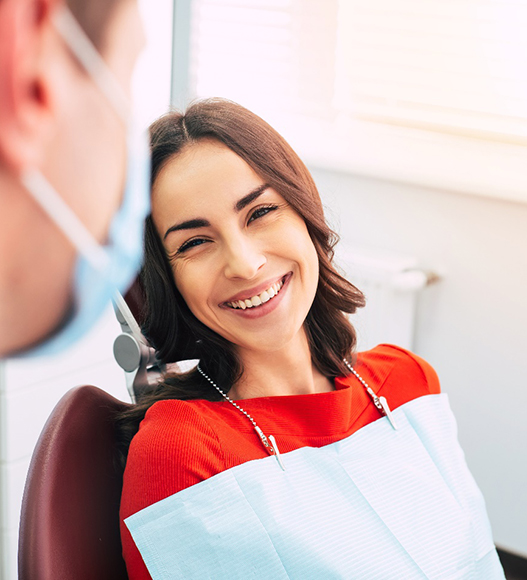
xmin=248 ymin=205 xmax=278 ymax=223
xmin=177 ymin=238 xmax=208 ymax=254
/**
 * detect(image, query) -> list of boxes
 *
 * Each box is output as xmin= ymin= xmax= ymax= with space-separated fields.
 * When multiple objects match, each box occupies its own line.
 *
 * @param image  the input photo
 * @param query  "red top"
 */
xmin=120 ymin=344 xmax=440 ymax=580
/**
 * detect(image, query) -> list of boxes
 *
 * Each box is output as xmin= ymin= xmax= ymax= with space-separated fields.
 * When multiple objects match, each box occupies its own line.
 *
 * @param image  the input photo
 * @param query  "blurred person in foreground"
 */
xmin=0 ymin=0 xmax=150 ymax=358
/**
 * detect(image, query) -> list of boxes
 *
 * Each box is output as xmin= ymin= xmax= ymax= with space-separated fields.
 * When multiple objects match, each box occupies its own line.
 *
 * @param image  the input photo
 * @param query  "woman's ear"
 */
xmin=0 ymin=0 xmax=61 ymax=172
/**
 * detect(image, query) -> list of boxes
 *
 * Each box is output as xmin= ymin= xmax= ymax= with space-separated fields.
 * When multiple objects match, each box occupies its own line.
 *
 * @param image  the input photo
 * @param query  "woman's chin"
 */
xmin=229 ymin=323 xmax=309 ymax=360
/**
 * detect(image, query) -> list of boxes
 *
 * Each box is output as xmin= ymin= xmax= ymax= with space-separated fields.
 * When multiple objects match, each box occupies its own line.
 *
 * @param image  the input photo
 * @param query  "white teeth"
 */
xmin=227 ymin=277 xmax=286 ymax=309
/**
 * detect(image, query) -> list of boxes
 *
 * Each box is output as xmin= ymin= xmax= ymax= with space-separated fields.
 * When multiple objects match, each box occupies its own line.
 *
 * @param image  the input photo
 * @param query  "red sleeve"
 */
xmin=402 ymin=348 xmax=441 ymax=395
xmin=375 ymin=343 xmax=441 ymax=402
xmin=119 ymin=400 xmax=224 ymax=580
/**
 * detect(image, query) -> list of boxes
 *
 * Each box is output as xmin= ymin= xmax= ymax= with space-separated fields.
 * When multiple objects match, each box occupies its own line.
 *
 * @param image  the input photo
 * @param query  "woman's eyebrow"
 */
xmin=164 ymin=184 xmax=270 ymax=240
xmin=234 ymin=184 xmax=269 ymax=212
xmin=164 ymin=218 xmax=210 ymax=240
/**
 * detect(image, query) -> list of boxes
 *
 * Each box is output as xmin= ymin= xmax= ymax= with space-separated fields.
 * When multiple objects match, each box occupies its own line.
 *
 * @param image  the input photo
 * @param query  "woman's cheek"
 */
xmin=176 ymin=265 xmax=210 ymax=313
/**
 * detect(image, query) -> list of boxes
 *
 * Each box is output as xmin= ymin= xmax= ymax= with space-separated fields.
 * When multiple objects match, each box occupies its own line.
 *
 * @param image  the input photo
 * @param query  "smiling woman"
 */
xmin=116 ymin=99 xmax=505 ymax=580
xmin=153 ymin=138 xmax=321 ymax=378
xmin=136 ymin=99 xmax=365 ymax=394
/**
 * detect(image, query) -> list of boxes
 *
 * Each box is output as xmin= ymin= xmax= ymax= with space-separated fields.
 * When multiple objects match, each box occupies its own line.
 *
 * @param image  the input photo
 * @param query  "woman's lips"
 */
xmin=225 ymin=276 xmax=285 ymax=310
xmin=221 ymin=272 xmax=292 ymax=318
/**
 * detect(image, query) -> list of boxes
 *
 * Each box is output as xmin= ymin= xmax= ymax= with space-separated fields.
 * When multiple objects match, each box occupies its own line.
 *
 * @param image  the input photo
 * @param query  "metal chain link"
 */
xmin=197 ymin=365 xmax=273 ymax=452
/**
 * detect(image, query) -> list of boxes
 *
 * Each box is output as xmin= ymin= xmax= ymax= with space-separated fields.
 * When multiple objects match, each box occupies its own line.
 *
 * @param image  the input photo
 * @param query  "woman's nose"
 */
xmin=222 ymin=236 xmax=266 ymax=280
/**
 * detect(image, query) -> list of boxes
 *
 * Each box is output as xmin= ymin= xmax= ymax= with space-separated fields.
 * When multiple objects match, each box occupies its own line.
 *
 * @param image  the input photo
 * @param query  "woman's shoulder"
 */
xmin=142 ymin=396 xmax=217 ymax=426
xmin=353 ymin=344 xmax=441 ymax=408
xmin=129 ymin=398 xmax=223 ymax=463
xmin=360 ymin=343 xmax=440 ymax=390
xmin=122 ymin=398 xmax=225 ymax=513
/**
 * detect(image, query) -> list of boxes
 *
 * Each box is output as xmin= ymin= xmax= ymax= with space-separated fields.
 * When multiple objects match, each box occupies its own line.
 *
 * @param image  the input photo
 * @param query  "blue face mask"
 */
xmin=16 ymin=8 xmax=150 ymax=358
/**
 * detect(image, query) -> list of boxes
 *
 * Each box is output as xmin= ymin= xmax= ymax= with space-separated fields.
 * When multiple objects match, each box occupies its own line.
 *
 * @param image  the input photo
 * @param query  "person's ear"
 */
xmin=0 ymin=0 xmax=61 ymax=173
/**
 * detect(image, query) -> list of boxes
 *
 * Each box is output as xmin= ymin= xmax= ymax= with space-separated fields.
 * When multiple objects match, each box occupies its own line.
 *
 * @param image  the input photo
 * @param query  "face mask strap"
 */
xmin=22 ymin=7 xmax=136 ymax=271
xmin=21 ymin=169 xmax=109 ymax=273
xmin=52 ymin=6 xmax=130 ymax=123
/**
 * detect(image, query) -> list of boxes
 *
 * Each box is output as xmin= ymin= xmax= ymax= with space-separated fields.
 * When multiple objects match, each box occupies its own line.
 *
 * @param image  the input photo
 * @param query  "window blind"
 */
xmin=338 ymin=0 xmax=527 ymax=143
xmin=189 ymin=0 xmax=338 ymax=123
xmin=184 ymin=0 xmax=527 ymax=201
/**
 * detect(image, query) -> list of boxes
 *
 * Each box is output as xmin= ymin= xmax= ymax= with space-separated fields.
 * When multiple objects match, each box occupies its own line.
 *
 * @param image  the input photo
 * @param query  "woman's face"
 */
xmin=152 ymin=139 xmax=319 ymax=357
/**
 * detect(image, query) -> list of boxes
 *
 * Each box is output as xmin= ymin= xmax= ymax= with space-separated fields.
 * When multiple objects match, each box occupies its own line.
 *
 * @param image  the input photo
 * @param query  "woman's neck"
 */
xmin=229 ymin=331 xmax=334 ymax=400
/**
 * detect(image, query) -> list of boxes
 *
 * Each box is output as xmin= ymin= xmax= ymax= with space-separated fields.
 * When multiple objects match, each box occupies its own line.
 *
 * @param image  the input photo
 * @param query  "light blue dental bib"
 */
xmin=125 ymin=394 xmax=504 ymax=579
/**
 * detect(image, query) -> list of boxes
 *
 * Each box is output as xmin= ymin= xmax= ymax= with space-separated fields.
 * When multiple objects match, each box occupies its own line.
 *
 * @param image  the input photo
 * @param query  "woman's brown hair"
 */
xmin=116 ymin=98 xmax=365 ymax=463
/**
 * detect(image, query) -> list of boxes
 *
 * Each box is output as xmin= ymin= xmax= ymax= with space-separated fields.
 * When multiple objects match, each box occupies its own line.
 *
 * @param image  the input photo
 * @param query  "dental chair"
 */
xmin=18 ymin=281 xmax=160 ymax=580
xmin=18 ymin=385 xmax=130 ymax=580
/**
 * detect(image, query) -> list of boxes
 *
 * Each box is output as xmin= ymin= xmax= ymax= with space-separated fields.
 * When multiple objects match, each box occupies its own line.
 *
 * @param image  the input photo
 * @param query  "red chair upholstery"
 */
xmin=18 ymin=386 xmax=131 ymax=580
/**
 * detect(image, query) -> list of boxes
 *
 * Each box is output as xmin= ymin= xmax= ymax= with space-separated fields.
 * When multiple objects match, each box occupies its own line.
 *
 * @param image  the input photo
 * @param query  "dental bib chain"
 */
xmin=197 ymin=365 xmax=286 ymax=471
xmin=197 ymin=359 xmax=397 ymax=472
xmin=343 ymin=359 xmax=398 ymax=430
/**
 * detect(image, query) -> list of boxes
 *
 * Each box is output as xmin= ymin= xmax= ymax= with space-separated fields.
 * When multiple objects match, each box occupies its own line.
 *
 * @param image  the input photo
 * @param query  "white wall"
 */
xmin=311 ymin=166 xmax=527 ymax=557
